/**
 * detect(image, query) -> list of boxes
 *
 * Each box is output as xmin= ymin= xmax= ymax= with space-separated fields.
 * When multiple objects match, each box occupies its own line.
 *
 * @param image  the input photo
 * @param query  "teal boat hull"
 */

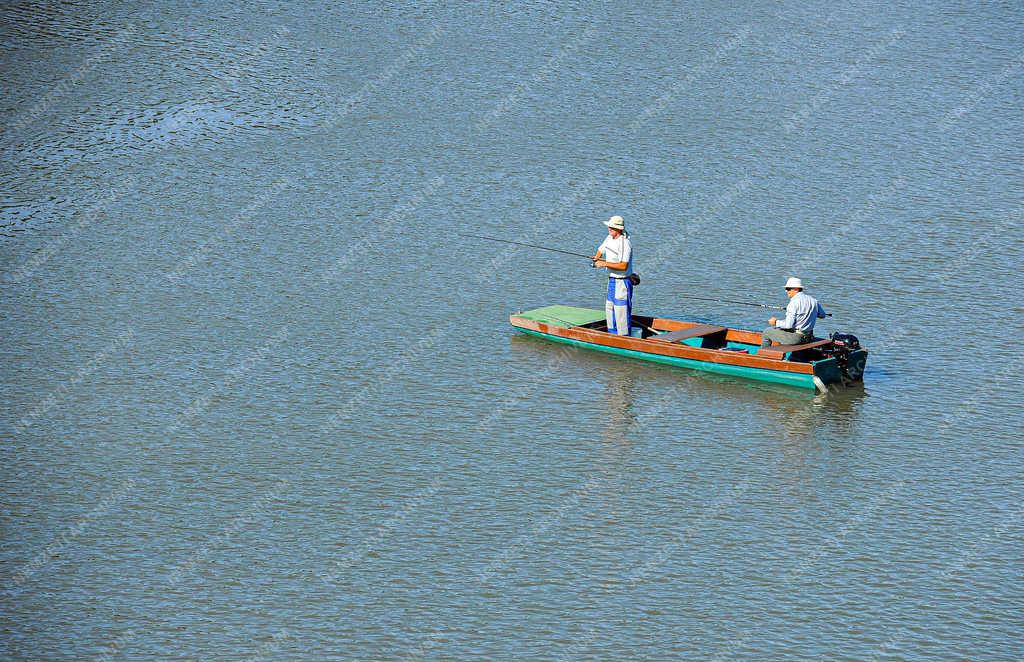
xmin=516 ymin=327 xmax=820 ymax=391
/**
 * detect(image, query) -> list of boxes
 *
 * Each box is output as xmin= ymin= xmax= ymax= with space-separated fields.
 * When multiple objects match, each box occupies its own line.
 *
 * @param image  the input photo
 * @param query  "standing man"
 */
xmin=592 ymin=215 xmax=634 ymax=336
xmin=761 ymin=277 xmax=827 ymax=347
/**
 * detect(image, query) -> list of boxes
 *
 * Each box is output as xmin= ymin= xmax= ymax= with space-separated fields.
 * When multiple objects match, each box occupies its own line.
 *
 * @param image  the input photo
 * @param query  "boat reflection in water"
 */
xmin=509 ymin=327 xmax=868 ymax=441
xmin=599 ymin=370 xmax=639 ymax=445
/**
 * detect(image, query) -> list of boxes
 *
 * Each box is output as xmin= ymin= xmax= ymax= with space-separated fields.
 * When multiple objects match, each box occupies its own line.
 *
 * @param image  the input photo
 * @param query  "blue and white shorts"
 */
xmin=606 ymin=277 xmax=633 ymax=336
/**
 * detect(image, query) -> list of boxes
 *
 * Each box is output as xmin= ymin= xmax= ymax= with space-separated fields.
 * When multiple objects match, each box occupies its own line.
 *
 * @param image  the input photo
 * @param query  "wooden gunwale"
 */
xmin=509 ymin=316 xmax=814 ymax=374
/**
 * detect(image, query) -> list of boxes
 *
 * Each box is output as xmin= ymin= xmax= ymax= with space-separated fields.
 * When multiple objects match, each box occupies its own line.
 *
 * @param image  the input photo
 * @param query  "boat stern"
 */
xmin=812 ymin=348 xmax=869 ymax=391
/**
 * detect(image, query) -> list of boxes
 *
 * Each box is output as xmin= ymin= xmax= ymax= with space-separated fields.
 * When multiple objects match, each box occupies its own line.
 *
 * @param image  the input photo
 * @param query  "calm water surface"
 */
xmin=2 ymin=1 xmax=1022 ymax=659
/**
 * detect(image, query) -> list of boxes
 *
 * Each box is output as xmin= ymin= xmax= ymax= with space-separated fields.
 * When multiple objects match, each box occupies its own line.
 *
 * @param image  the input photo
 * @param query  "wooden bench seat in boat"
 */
xmin=651 ymin=324 xmax=727 ymax=344
xmin=758 ymin=338 xmax=832 ymax=360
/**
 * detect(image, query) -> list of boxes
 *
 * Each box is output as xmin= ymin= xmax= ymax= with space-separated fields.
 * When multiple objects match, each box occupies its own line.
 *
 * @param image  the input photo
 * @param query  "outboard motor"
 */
xmin=830 ymin=332 xmax=860 ymax=352
xmin=821 ymin=332 xmax=864 ymax=381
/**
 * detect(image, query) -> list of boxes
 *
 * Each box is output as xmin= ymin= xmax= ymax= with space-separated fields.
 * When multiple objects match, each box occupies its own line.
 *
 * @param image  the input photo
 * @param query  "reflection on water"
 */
xmin=599 ymin=369 xmax=638 ymax=444
xmin=772 ymin=384 xmax=869 ymax=485
xmin=510 ymin=330 xmax=871 ymax=490
xmin=777 ymin=382 xmax=868 ymax=441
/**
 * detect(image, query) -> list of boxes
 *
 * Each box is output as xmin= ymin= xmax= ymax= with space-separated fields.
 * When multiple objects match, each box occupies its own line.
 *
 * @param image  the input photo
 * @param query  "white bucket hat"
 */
xmin=784 ymin=277 xmax=804 ymax=290
xmin=604 ymin=215 xmax=625 ymax=230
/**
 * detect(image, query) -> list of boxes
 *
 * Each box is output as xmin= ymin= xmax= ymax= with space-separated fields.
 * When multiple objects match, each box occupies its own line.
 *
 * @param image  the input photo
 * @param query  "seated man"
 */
xmin=761 ymin=277 xmax=827 ymax=347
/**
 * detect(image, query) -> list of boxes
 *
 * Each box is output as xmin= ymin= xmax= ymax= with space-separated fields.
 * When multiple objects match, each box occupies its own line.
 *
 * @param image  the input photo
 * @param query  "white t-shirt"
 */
xmin=597 ymin=235 xmax=633 ymax=278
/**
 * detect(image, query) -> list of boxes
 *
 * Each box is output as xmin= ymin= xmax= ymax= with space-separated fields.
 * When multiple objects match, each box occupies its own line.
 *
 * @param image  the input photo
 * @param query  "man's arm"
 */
xmin=777 ymin=299 xmax=798 ymax=329
xmin=816 ymin=301 xmax=827 ymax=319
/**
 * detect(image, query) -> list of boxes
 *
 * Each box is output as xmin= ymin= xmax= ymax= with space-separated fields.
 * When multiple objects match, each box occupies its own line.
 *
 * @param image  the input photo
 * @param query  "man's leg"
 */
xmin=611 ymin=278 xmax=632 ymax=336
xmin=606 ymin=278 xmax=617 ymax=333
xmin=761 ymin=327 xmax=805 ymax=347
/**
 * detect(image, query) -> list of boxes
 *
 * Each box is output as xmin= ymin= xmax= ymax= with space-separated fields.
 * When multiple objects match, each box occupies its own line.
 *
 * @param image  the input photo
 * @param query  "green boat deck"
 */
xmin=514 ymin=305 xmax=606 ymax=327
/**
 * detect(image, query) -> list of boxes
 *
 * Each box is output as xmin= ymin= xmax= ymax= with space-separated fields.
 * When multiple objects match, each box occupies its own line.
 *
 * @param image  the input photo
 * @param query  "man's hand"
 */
xmin=593 ymin=260 xmax=607 ymax=269
xmin=768 ymin=316 xmax=777 ymax=325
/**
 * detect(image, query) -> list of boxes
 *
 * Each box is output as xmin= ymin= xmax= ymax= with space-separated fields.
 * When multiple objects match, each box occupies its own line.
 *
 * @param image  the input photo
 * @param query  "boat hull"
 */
xmin=509 ymin=305 xmax=866 ymax=393
xmin=516 ymin=327 xmax=819 ymax=390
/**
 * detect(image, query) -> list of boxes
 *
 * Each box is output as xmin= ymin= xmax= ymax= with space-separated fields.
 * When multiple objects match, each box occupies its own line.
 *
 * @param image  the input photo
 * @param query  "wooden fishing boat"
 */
xmin=509 ymin=305 xmax=868 ymax=392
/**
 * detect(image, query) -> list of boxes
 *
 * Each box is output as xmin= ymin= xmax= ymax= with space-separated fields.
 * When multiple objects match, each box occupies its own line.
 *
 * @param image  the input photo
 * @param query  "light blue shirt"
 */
xmin=777 ymin=291 xmax=826 ymax=332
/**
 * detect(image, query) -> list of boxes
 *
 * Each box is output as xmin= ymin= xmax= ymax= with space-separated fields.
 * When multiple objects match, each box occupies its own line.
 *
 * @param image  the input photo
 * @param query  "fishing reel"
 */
xmin=821 ymin=332 xmax=864 ymax=381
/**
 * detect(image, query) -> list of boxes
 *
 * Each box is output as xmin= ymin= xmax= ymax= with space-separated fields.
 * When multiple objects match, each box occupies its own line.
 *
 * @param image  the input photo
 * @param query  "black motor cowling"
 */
xmin=829 ymin=332 xmax=860 ymax=351
xmin=822 ymin=332 xmax=864 ymax=381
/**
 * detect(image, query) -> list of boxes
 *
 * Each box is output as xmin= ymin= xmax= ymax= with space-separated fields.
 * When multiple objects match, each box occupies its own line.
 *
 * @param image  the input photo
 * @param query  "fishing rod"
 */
xmin=461 ymin=233 xmax=831 ymax=317
xmin=458 ymin=233 xmax=595 ymax=260
xmin=677 ymin=294 xmax=832 ymax=316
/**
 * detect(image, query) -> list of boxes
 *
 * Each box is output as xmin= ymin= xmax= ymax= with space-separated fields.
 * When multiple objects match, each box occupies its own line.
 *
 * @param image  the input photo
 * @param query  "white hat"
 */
xmin=604 ymin=215 xmax=625 ymax=230
xmin=784 ymin=277 xmax=804 ymax=290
